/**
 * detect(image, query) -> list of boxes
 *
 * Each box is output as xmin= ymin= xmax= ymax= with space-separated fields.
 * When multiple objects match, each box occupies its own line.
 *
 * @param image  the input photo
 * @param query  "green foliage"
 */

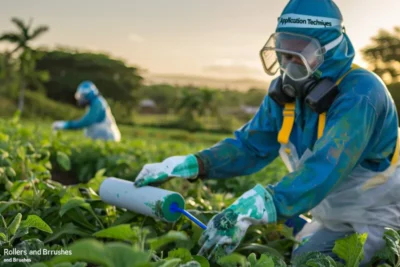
xmin=370 ymin=228 xmax=400 ymax=267
xmin=0 ymin=116 xmax=395 ymax=267
xmin=361 ymin=26 xmax=400 ymax=83
xmin=0 ymin=17 xmax=50 ymax=112
xmin=332 ymin=233 xmax=367 ymax=267
xmin=34 ymin=48 xmax=143 ymax=112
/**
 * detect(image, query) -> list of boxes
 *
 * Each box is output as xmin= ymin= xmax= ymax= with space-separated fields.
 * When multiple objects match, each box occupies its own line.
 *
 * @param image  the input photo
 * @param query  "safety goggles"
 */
xmin=260 ymin=32 xmax=343 ymax=81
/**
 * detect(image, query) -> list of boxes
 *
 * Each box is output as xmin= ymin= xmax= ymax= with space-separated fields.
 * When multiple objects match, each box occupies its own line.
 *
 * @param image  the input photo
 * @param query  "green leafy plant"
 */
xmin=0 ymin=116 xmax=396 ymax=267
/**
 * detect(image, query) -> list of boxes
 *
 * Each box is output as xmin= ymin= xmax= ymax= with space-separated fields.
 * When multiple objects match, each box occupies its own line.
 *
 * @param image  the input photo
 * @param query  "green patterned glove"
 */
xmin=134 ymin=154 xmax=199 ymax=187
xmin=198 ymin=184 xmax=277 ymax=259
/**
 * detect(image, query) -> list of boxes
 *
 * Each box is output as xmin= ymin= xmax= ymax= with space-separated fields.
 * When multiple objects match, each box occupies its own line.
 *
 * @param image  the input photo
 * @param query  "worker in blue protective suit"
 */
xmin=52 ymin=81 xmax=121 ymax=142
xmin=132 ymin=0 xmax=400 ymax=265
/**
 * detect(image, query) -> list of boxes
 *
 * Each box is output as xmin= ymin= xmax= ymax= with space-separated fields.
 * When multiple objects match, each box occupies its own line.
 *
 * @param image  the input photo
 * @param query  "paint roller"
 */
xmin=99 ymin=177 xmax=207 ymax=229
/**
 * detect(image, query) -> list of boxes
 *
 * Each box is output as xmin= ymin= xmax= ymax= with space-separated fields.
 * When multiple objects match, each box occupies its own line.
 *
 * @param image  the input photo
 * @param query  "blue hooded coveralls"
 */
xmin=195 ymin=0 xmax=400 ymax=264
xmin=63 ymin=81 xmax=121 ymax=142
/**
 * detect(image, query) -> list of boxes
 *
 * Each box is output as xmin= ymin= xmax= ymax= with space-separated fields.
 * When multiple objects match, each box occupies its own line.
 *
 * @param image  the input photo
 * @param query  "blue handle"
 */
xmin=170 ymin=202 xmax=207 ymax=230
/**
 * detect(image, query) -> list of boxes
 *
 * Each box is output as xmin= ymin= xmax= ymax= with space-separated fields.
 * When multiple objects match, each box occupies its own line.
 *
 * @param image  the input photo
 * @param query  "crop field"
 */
xmin=0 ymin=114 xmax=398 ymax=267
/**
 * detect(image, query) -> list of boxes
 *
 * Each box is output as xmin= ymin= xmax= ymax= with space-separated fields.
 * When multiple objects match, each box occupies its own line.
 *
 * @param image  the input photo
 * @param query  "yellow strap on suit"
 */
xmin=277 ymin=63 xmax=399 ymax=166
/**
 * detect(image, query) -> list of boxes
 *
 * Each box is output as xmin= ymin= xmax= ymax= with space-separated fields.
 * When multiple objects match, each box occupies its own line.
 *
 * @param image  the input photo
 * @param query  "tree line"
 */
xmin=0 ymin=17 xmax=399 ymax=131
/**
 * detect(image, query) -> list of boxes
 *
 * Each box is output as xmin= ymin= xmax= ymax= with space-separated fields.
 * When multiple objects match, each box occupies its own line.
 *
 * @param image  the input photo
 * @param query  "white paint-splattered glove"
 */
xmin=198 ymin=184 xmax=277 ymax=259
xmin=134 ymin=154 xmax=199 ymax=187
xmin=52 ymin=121 xmax=67 ymax=131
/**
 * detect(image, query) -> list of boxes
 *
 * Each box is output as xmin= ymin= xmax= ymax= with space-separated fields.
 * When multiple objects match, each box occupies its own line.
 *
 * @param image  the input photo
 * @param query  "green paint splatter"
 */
xmin=144 ymin=199 xmax=165 ymax=219
xmin=213 ymin=209 xmax=238 ymax=230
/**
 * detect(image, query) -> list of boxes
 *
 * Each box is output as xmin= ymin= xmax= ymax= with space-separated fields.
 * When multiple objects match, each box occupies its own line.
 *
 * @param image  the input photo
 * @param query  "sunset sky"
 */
xmin=1 ymin=0 xmax=399 ymax=83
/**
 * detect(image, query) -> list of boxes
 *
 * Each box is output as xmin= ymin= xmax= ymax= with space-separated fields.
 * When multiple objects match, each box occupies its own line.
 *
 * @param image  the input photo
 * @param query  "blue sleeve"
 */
xmin=267 ymin=93 xmax=378 ymax=219
xmin=64 ymin=101 xmax=105 ymax=129
xmin=195 ymin=95 xmax=281 ymax=179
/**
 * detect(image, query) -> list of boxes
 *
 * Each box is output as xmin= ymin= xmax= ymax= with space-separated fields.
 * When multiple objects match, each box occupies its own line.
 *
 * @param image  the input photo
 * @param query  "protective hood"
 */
xmin=275 ymin=0 xmax=355 ymax=81
xmin=75 ymin=81 xmax=100 ymax=105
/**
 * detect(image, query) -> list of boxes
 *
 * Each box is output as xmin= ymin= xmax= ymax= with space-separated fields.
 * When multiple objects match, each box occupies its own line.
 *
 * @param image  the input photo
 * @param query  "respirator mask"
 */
xmin=259 ymin=32 xmax=344 ymax=113
xmin=75 ymin=91 xmax=89 ymax=107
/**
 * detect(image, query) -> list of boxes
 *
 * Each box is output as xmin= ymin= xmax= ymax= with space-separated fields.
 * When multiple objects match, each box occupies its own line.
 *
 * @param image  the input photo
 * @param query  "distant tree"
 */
xmin=361 ymin=26 xmax=400 ymax=84
xmin=34 ymin=48 xmax=143 ymax=117
xmin=244 ymin=87 xmax=267 ymax=106
xmin=173 ymin=87 xmax=221 ymax=130
xmin=137 ymin=84 xmax=184 ymax=113
xmin=175 ymin=88 xmax=220 ymax=118
xmin=0 ymin=17 xmax=50 ymax=111
xmin=0 ymin=52 xmax=16 ymax=92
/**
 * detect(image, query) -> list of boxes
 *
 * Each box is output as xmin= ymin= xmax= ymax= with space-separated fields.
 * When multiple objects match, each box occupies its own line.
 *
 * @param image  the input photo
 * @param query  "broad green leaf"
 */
xmin=248 ymin=253 xmax=257 ymax=266
xmin=147 ymin=231 xmax=190 ymax=251
xmin=59 ymin=198 xmax=91 ymax=217
xmin=0 ymin=232 xmax=6 ymax=241
xmin=92 ymin=224 xmax=138 ymax=241
xmin=105 ymin=242 xmax=151 ymax=267
xmin=332 ymin=233 xmax=367 ymax=267
xmin=180 ymin=261 xmax=202 ymax=267
xmin=237 ymin=243 xmax=285 ymax=260
xmin=372 ymin=228 xmax=400 ymax=266
xmin=21 ymin=215 xmax=53 ymax=233
xmin=306 ymin=257 xmax=337 ymax=267
xmin=10 ymin=181 xmax=29 ymax=199
xmin=5 ymin=167 xmax=16 ymax=177
xmin=0 ymin=201 xmax=31 ymax=213
xmin=14 ymin=238 xmax=45 ymax=263
xmin=0 ymin=133 xmax=9 ymax=142
xmin=65 ymin=208 xmax=97 ymax=230
xmin=32 ymin=264 xmax=87 ymax=267
xmin=110 ymin=212 xmax=136 ymax=226
xmin=292 ymin=252 xmax=336 ymax=267
xmin=217 ymin=253 xmax=247 ymax=267
xmin=255 ymin=254 xmax=275 ymax=267
xmin=50 ymin=239 xmax=113 ymax=267
xmin=158 ymin=259 xmax=181 ymax=267
xmin=191 ymin=256 xmax=209 ymax=267
xmin=87 ymin=168 xmax=106 ymax=192
xmin=7 ymin=213 xmax=22 ymax=236
xmin=25 ymin=142 xmax=35 ymax=154
xmin=50 ymin=239 xmax=151 ymax=267
xmin=12 ymin=226 xmax=29 ymax=240
xmin=44 ymin=223 xmax=92 ymax=244
xmin=60 ymin=186 xmax=82 ymax=205
xmin=56 ymin=151 xmax=71 ymax=171
xmin=70 ymin=263 xmax=88 ymax=267
xmin=269 ymin=255 xmax=287 ymax=267
xmin=17 ymin=146 xmax=26 ymax=160
xmin=167 ymin=248 xmax=192 ymax=263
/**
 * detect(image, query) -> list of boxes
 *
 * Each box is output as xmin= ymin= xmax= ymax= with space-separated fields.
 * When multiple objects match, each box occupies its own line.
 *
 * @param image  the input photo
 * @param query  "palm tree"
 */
xmin=0 ymin=51 xmax=18 ymax=96
xmin=174 ymin=87 xmax=221 ymax=131
xmin=0 ymin=17 xmax=49 ymax=111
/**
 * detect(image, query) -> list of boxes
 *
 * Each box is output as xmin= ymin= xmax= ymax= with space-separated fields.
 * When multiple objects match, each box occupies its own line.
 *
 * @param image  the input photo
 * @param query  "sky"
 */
xmin=1 ymin=0 xmax=399 ymax=83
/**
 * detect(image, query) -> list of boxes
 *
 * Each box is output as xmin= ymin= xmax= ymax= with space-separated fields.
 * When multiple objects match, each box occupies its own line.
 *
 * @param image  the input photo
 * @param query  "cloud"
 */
xmin=128 ymin=33 xmax=145 ymax=43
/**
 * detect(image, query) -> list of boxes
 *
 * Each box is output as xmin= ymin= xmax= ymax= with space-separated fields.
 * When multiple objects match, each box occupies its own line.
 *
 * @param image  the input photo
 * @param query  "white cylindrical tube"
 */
xmin=99 ymin=177 xmax=185 ymax=222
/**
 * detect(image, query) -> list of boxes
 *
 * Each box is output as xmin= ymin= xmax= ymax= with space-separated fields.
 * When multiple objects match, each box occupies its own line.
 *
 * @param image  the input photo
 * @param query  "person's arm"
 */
xmin=64 ymin=101 xmax=105 ymax=129
xmin=195 ymin=94 xmax=281 ymax=179
xmin=267 ymin=93 xmax=378 ymax=219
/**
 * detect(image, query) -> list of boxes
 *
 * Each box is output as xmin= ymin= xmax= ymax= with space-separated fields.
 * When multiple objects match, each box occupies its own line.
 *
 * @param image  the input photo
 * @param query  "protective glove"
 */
xmin=134 ymin=154 xmax=199 ymax=187
xmin=52 ymin=121 xmax=66 ymax=131
xmin=198 ymin=184 xmax=277 ymax=259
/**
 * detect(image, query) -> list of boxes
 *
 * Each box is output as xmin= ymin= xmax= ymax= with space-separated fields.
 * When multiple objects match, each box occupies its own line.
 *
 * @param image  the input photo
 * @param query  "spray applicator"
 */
xmin=99 ymin=177 xmax=207 ymax=229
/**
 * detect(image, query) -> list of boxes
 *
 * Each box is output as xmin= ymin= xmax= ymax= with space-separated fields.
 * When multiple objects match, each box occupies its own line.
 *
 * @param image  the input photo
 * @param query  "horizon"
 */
xmin=1 ymin=0 xmax=399 ymax=89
